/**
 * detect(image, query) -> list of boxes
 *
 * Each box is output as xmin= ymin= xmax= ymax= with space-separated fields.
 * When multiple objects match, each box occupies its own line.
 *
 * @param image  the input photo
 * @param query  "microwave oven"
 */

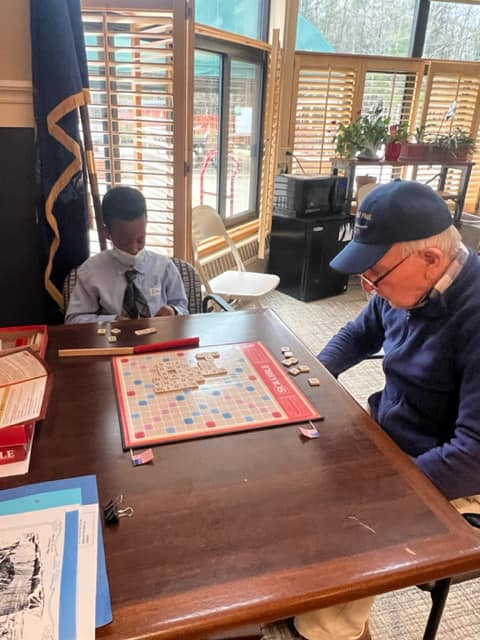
xmin=273 ymin=174 xmax=347 ymax=217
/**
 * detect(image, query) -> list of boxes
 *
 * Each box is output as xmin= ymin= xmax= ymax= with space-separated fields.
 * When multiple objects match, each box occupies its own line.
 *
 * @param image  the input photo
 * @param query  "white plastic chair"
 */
xmin=192 ymin=205 xmax=280 ymax=308
xmin=357 ymin=181 xmax=378 ymax=208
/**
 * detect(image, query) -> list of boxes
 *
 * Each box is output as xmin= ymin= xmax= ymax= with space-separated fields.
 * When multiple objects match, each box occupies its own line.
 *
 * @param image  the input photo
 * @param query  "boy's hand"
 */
xmin=155 ymin=305 xmax=176 ymax=317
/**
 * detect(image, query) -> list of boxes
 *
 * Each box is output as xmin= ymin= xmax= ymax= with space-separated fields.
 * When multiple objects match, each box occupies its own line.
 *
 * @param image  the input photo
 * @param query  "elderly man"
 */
xmin=262 ymin=180 xmax=480 ymax=640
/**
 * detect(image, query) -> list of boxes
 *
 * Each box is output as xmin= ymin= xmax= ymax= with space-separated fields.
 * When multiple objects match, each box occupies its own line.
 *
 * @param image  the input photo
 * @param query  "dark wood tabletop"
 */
xmin=3 ymin=309 xmax=480 ymax=639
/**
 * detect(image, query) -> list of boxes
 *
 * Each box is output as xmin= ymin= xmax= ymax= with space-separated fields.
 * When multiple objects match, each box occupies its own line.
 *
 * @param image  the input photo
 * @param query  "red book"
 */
xmin=0 ymin=422 xmax=33 ymax=447
xmin=0 ymin=422 xmax=34 ymax=464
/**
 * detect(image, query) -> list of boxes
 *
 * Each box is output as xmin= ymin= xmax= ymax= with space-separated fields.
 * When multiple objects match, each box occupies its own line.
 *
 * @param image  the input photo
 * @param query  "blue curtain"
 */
xmin=31 ymin=0 xmax=90 ymax=310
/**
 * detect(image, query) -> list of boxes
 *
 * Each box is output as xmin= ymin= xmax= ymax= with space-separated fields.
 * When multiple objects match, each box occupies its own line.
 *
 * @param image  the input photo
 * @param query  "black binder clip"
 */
xmin=104 ymin=494 xmax=134 ymax=525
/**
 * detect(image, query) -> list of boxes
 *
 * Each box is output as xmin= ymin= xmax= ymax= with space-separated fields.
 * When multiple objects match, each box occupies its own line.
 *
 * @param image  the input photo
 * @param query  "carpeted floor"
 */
xmin=256 ymin=282 xmax=480 ymax=640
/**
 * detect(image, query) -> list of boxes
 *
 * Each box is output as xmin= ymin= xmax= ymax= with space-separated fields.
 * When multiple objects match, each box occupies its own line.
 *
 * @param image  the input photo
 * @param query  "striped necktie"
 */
xmin=122 ymin=269 xmax=150 ymax=319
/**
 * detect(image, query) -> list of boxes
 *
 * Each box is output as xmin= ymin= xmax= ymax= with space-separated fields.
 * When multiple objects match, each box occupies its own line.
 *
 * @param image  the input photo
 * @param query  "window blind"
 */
xmin=82 ymin=7 xmax=189 ymax=255
xmin=418 ymin=63 xmax=480 ymax=212
xmin=292 ymin=65 xmax=357 ymax=175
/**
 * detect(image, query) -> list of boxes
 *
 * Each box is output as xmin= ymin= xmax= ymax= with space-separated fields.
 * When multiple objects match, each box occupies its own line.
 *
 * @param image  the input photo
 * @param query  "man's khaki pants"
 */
xmin=294 ymin=597 xmax=373 ymax=640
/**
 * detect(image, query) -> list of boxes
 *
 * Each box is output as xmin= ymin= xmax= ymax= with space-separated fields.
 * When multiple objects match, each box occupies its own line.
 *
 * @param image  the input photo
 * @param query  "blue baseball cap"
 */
xmin=330 ymin=180 xmax=453 ymax=274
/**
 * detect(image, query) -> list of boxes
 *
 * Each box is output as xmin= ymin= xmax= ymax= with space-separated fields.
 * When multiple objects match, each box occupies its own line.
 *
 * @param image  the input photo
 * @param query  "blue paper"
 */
xmin=0 ymin=475 xmax=112 ymax=627
xmin=60 ymin=510 xmax=79 ymax=639
xmin=0 ymin=488 xmax=82 ymax=515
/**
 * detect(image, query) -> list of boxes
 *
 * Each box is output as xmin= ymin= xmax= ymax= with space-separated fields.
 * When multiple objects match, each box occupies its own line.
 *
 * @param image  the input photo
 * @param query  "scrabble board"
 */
xmin=113 ymin=341 xmax=321 ymax=448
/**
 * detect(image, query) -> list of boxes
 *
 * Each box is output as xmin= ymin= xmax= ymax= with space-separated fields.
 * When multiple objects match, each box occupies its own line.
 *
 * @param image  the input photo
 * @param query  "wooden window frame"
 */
xmin=194 ymin=33 xmax=267 ymax=227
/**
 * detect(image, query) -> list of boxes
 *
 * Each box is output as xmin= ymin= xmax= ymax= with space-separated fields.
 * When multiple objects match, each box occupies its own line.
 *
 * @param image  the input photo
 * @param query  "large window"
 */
xmin=195 ymin=0 xmax=269 ymax=41
xmin=297 ymin=0 xmax=416 ymax=56
xmin=192 ymin=39 xmax=265 ymax=223
xmin=423 ymin=1 xmax=480 ymax=61
xmin=192 ymin=51 xmax=221 ymax=211
xmin=298 ymin=0 xmax=480 ymax=61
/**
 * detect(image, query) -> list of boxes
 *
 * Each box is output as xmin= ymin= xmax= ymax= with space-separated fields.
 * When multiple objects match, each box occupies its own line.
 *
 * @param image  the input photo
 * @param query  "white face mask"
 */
xmin=110 ymin=246 xmax=145 ymax=268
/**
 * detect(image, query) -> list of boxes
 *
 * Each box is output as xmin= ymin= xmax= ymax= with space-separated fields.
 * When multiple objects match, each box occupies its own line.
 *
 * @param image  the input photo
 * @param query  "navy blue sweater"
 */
xmin=319 ymin=250 xmax=480 ymax=500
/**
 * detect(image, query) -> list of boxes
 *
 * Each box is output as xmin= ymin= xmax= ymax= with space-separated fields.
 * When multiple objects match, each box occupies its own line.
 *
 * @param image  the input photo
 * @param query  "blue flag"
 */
xmin=31 ymin=0 xmax=90 ymax=309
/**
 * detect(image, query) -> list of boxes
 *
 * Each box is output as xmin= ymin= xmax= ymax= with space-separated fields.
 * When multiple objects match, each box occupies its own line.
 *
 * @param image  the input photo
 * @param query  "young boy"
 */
xmin=65 ymin=186 xmax=189 ymax=323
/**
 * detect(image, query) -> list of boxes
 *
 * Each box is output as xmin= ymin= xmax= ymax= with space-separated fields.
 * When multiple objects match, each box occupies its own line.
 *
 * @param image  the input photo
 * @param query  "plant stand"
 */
xmin=331 ymin=157 xmax=475 ymax=225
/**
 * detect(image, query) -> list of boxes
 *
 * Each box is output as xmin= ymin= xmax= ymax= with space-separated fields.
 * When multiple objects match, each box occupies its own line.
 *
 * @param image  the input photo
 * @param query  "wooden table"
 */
xmin=3 ymin=309 xmax=480 ymax=639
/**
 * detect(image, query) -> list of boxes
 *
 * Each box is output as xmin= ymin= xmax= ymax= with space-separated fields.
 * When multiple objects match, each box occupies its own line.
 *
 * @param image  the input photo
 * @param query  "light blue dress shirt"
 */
xmin=65 ymin=250 xmax=189 ymax=323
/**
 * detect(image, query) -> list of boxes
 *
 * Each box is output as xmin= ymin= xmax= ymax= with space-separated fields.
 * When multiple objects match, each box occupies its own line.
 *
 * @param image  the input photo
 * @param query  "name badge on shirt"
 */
xmin=150 ymin=287 xmax=161 ymax=296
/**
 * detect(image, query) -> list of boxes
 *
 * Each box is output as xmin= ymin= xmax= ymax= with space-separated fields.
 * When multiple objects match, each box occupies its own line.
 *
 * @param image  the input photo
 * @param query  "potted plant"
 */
xmin=334 ymin=118 xmax=366 ymax=159
xmin=398 ymin=125 xmax=431 ymax=161
xmin=357 ymin=115 xmax=390 ymax=160
xmin=334 ymin=115 xmax=390 ymax=160
xmin=433 ymin=127 xmax=476 ymax=161
xmin=385 ymin=122 xmax=409 ymax=161
xmin=399 ymin=101 xmax=475 ymax=163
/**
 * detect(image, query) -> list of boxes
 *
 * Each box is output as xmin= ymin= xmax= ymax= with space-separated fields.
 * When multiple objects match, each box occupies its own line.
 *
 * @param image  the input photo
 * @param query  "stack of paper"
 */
xmin=0 ymin=475 xmax=112 ymax=639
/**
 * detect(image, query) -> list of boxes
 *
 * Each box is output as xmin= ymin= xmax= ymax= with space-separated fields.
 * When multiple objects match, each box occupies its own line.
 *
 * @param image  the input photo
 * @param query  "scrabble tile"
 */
xmin=281 ymin=346 xmax=291 ymax=353
xmin=97 ymin=328 xmax=106 ymax=335
xmin=299 ymin=365 xmax=310 ymax=373
xmin=110 ymin=328 xmax=121 ymax=335
xmin=107 ymin=335 xmax=117 ymax=343
xmin=134 ymin=327 xmax=157 ymax=336
xmin=288 ymin=367 xmax=300 ymax=376
xmin=283 ymin=351 xmax=294 ymax=358
xmin=308 ymin=377 xmax=320 ymax=387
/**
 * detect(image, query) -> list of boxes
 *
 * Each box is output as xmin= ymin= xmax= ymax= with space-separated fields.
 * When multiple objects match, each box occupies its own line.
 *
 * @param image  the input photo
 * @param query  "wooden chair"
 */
xmin=192 ymin=205 xmax=280 ymax=308
xmin=62 ymin=268 xmax=79 ymax=311
xmin=63 ymin=257 xmax=233 ymax=315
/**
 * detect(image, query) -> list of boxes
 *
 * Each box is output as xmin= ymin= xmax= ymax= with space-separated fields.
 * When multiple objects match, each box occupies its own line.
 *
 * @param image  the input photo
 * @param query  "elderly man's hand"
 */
xmin=155 ymin=305 xmax=176 ymax=317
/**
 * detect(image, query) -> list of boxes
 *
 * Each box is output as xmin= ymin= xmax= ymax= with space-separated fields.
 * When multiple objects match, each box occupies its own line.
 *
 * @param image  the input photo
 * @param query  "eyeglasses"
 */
xmin=361 ymin=253 xmax=413 ymax=291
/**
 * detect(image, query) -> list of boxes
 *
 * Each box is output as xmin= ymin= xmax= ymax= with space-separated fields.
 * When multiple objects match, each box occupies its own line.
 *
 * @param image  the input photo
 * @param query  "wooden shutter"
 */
xmin=470 ymin=125 xmax=480 ymax=213
xmin=82 ymin=1 xmax=192 ymax=257
xmin=258 ymin=30 xmax=281 ymax=259
xmin=361 ymin=68 xmax=421 ymax=130
xmin=359 ymin=60 xmax=425 ymax=183
xmin=290 ymin=55 xmax=424 ymax=178
xmin=419 ymin=61 xmax=480 ymax=213
xmin=290 ymin=55 xmax=359 ymax=175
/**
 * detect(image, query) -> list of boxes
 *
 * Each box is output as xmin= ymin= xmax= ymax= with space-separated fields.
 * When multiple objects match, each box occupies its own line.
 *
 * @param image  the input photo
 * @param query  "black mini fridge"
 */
xmin=267 ymin=213 xmax=352 ymax=301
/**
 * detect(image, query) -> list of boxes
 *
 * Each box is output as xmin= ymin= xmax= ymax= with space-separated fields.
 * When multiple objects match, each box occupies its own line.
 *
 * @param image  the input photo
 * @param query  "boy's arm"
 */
xmin=318 ymin=295 xmax=385 ymax=377
xmin=65 ymin=270 xmax=117 ymax=324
